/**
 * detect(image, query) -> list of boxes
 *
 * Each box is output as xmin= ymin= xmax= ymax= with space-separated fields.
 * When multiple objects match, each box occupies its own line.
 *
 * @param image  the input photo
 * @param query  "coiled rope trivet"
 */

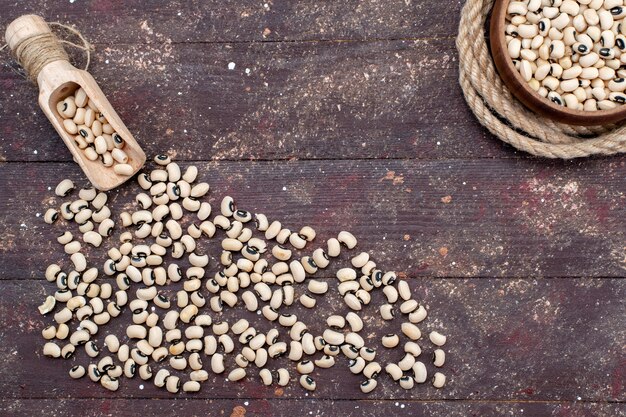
xmin=457 ymin=0 xmax=626 ymax=158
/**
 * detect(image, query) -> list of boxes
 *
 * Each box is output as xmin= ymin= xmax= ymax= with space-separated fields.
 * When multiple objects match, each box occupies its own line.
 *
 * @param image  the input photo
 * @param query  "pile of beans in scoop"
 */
xmin=39 ymin=155 xmax=449 ymax=394
xmin=506 ymin=0 xmax=626 ymax=110
xmin=57 ymin=88 xmax=133 ymax=176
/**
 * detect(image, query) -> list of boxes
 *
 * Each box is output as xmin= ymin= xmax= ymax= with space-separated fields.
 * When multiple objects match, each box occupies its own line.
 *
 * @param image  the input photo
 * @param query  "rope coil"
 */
xmin=457 ymin=0 xmax=626 ymax=158
xmin=5 ymin=21 xmax=93 ymax=83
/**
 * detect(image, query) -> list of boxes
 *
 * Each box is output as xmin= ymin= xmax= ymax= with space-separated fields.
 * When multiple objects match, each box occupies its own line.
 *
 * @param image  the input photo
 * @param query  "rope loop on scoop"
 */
xmin=4 ymin=21 xmax=93 ymax=83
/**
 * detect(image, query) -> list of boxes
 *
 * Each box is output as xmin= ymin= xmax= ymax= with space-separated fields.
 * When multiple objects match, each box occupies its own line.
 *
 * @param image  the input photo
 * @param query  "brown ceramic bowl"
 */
xmin=490 ymin=0 xmax=626 ymax=126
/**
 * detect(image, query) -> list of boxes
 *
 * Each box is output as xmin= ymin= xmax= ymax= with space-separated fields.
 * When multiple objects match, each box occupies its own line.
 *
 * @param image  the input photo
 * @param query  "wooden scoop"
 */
xmin=5 ymin=15 xmax=145 ymax=190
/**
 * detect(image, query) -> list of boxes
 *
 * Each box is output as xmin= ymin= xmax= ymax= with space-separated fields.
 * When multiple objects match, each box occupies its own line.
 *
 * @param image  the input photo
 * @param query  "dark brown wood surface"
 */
xmin=0 ymin=1 xmax=624 ymax=416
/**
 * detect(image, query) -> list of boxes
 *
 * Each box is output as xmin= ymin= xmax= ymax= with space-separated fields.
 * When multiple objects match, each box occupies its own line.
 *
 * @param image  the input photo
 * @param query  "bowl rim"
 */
xmin=489 ymin=0 xmax=626 ymax=126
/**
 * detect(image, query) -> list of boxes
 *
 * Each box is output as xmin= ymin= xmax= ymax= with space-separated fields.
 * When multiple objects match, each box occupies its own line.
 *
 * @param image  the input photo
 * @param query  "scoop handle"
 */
xmin=6 ymin=15 xmax=62 ymax=52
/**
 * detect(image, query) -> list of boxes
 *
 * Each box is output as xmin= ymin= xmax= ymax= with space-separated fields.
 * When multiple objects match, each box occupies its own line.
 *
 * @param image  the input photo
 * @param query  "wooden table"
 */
xmin=0 ymin=2 xmax=624 ymax=416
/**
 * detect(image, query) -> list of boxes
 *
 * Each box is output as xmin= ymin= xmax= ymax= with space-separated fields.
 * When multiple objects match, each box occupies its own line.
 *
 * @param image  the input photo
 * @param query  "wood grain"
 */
xmin=1 ymin=399 xmax=624 ymax=417
xmin=0 ymin=160 xmax=624 ymax=280
xmin=0 ymin=0 xmax=624 ymax=413
xmin=0 ymin=0 xmax=460 ymax=44
xmin=0 ymin=279 xmax=624 ymax=401
xmin=1 ymin=39 xmax=507 ymax=163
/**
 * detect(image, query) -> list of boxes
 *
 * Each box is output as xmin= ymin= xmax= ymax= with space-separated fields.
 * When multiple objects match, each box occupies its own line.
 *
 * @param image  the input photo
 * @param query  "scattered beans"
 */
xmin=44 ymin=208 xmax=59 ymax=224
xmin=338 ymin=231 xmax=357 ymax=249
xmin=183 ymin=380 xmax=201 ymax=392
xmin=380 ymin=304 xmax=395 ymax=321
xmin=55 ymin=179 xmax=75 ymax=197
xmin=432 ymin=372 xmax=447 ymax=389
xmin=259 ymin=368 xmax=273 ymax=385
xmin=227 ymin=367 xmax=246 ymax=382
xmin=360 ymin=378 xmax=378 ymax=393
xmin=327 ymin=315 xmax=345 ymax=329
xmin=385 ymin=363 xmax=403 ymax=381
xmin=38 ymin=296 xmax=56 ymax=315
xmin=404 ymin=341 xmax=422 ymax=357
xmin=398 ymin=353 xmax=416 ymax=371
xmin=401 ymin=322 xmax=422 ymax=341
xmin=363 ymin=362 xmax=382 ymax=379
xmin=382 ymin=334 xmax=400 ymax=348
xmin=429 ymin=331 xmax=447 ymax=347
xmin=69 ymin=365 xmax=86 ymax=379
xmin=345 ymin=312 xmax=364 ymax=332
xmin=299 ymin=375 xmax=316 ymax=391
xmin=308 ymin=279 xmax=328 ymax=295
xmin=433 ymin=348 xmax=446 ymax=367
xmin=413 ymin=361 xmax=428 ymax=384
xmin=43 ymin=342 xmax=61 ymax=358
xmin=38 ymin=157 xmax=449 ymax=396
